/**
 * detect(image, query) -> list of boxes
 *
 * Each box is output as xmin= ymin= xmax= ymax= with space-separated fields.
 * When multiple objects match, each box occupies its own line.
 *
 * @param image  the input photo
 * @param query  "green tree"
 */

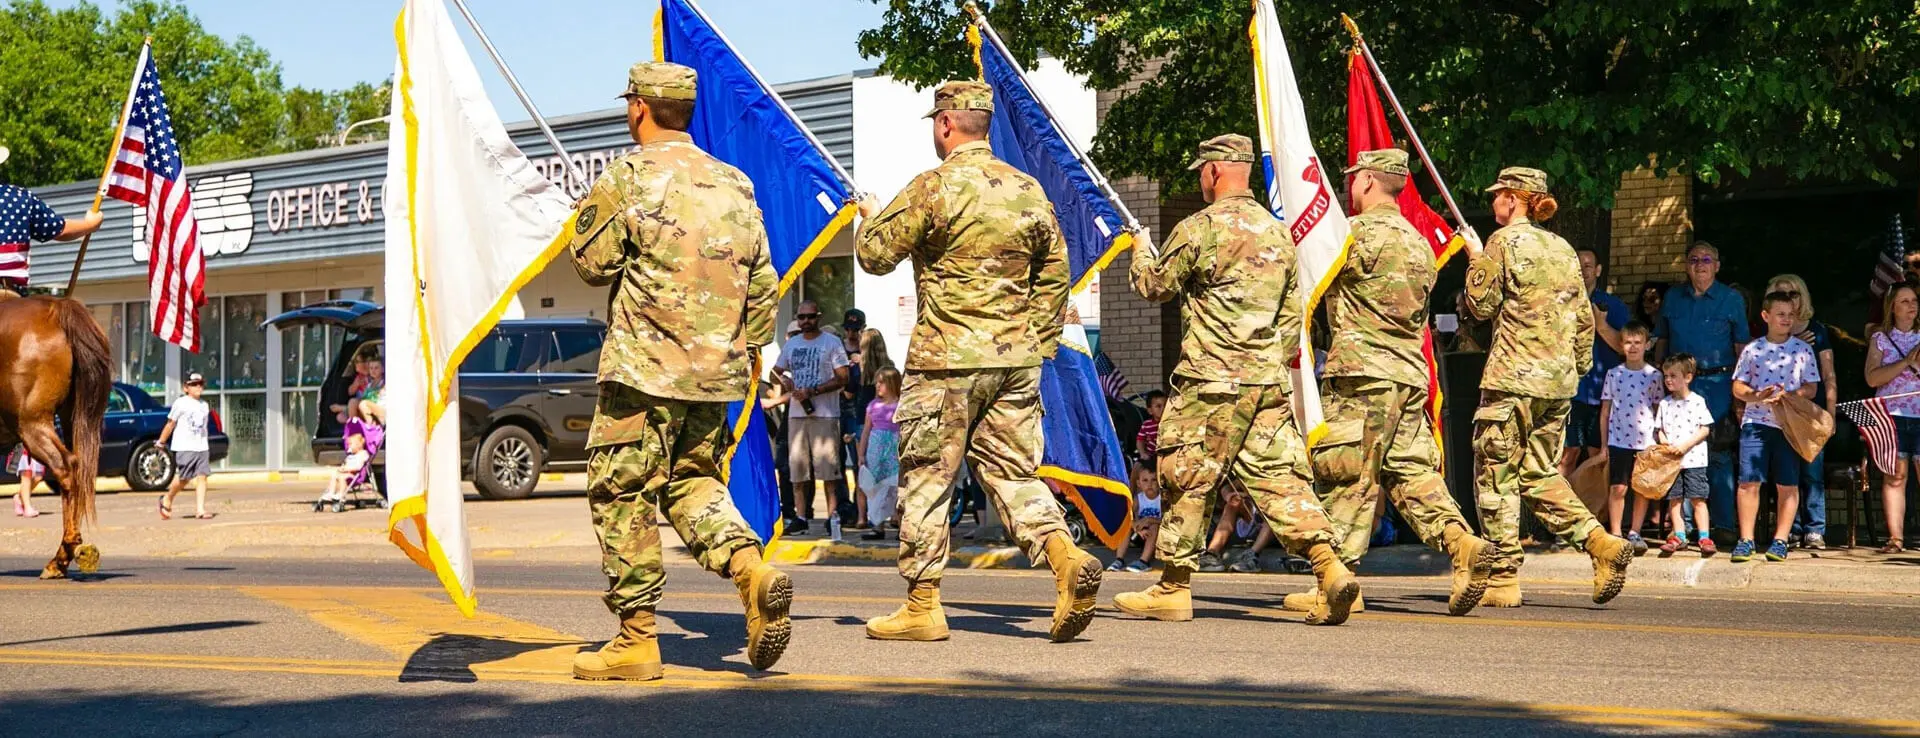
xmin=0 ymin=0 xmax=388 ymax=187
xmin=857 ymin=1 xmax=1920 ymax=209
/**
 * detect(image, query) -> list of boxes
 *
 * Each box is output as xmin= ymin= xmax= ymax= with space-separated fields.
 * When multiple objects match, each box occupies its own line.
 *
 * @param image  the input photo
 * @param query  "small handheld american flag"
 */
xmin=1872 ymin=213 xmax=1908 ymax=300
xmin=1094 ymin=350 xmax=1130 ymax=401
xmin=104 ymin=43 xmax=205 ymax=353
xmin=1839 ymin=396 xmax=1901 ymax=475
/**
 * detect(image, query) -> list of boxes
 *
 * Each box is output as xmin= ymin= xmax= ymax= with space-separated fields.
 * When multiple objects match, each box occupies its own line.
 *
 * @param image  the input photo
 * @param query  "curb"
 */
xmin=781 ymin=538 xmax=1920 ymax=596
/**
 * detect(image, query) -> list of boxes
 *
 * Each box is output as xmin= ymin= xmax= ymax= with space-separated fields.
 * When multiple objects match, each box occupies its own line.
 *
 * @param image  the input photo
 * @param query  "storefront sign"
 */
xmin=264 ymin=178 xmax=381 ymax=234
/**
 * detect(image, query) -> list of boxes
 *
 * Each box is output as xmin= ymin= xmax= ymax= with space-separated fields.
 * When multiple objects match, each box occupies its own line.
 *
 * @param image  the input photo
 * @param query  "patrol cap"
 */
xmin=1342 ymin=148 xmax=1411 ymax=177
xmin=1484 ymin=166 xmax=1550 ymax=194
xmin=1186 ymin=134 xmax=1257 ymax=171
xmin=924 ymin=80 xmax=994 ymax=118
xmin=621 ymin=61 xmax=697 ymax=101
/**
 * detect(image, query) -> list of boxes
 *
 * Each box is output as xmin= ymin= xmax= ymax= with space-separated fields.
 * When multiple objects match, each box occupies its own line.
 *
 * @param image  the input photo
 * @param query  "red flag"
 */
xmin=1345 ymin=50 xmax=1459 ymax=467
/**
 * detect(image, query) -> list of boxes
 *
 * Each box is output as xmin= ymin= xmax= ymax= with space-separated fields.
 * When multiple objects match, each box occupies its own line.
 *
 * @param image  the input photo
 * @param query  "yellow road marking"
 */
xmin=11 ymin=580 xmax=1920 ymax=649
xmin=2 ymin=647 xmax=1916 ymax=734
xmin=239 ymin=586 xmax=591 ymax=678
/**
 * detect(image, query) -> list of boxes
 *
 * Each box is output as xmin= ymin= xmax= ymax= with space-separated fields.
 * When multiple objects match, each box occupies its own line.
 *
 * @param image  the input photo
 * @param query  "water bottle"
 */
xmin=829 ymin=515 xmax=843 ymax=542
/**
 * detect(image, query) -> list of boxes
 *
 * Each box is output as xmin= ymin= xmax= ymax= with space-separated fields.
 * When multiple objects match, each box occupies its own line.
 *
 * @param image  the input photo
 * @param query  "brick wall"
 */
xmin=1608 ymin=167 xmax=1694 ymax=292
xmin=1095 ymin=59 xmax=1174 ymax=393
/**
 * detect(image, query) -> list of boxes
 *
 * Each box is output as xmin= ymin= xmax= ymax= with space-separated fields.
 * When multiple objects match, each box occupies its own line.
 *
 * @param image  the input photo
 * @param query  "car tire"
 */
xmin=125 ymin=441 xmax=175 ymax=492
xmin=473 ymin=425 xmax=542 ymax=500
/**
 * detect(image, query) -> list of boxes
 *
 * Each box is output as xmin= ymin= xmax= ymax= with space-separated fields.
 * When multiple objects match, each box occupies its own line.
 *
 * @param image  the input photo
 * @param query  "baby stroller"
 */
xmin=314 ymin=419 xmax=385 ymax=513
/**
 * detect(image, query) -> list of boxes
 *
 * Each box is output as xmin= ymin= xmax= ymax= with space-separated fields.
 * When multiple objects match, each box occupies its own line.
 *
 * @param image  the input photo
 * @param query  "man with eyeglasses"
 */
xmin=1654 ymin=241 xmax=1747 ymax=538
xmin=774 ymin=300 xmax=851 ymax=536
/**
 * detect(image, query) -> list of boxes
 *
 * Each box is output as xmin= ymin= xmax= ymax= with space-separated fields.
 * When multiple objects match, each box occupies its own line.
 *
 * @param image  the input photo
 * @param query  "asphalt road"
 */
xmin=3 ymin=556 xmax=1918 ymax=736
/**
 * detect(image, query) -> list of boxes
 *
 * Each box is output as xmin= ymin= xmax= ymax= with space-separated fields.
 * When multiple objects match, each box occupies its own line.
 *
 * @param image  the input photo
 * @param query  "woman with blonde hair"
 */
xmin=1765 ymin=274 xmax=1836 ymax=549
xmin=1865 ymin=282 xmax=1920 ymax=553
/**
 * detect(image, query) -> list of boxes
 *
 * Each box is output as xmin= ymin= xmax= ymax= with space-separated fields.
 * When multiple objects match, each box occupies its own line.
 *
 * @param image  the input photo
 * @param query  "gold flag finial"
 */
xmin=1340 ymin=13 xmax=1363 ymax=47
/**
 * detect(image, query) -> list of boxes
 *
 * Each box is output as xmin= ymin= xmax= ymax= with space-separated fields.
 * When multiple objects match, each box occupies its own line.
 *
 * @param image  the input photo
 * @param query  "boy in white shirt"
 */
xmin=1599 ymin=323 xmax=1662 ymax=553
xmin=1655 ymin=354 xmax=1716 ymax=556
xmin=1730 ymin=291 xmax=1820 ymax=563
xmin=158 ymin=373 xmax=215 ymax=520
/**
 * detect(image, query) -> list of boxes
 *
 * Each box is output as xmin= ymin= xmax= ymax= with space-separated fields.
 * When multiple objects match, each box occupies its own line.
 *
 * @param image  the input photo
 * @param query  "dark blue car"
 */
xmin=102 ymin=382 xmax=231 ymax=491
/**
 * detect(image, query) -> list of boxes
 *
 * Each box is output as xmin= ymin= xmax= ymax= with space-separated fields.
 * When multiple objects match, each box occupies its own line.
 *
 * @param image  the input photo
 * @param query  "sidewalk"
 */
xmin=8 ymin=479 xmax=1919 ymax=596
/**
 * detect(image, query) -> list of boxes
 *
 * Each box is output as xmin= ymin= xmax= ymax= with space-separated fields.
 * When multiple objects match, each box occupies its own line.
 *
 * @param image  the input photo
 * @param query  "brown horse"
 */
xmin=0 ymin=295 xmax=112 ymax=579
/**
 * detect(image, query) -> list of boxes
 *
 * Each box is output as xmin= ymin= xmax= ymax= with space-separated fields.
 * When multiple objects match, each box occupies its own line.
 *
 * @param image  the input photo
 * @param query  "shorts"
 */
xmin=1896 ymin=416 xmax=1920 ymax=459
xmin=1606 ymin=446 xmax=1641 ymax=487
xmin=787 ymin=417 xmax=843 ymax=483
xmin=1667 ymin=467 xmax=1710 ymax=500
xmin=1564 ymin=402 xmax=1601 ymax=449
xmin=174 ymin=450 xmax=211 ymax=481
xmin=1737 ymin=424 xmax=1800 ymax=487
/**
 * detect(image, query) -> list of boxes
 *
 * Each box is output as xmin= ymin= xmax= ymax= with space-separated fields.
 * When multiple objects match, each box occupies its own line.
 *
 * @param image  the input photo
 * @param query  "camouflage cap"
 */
xmin=1186 ymin=134 xmax=1257 ymax=171
xmin=1341 ymin=148 xmax=1411 ymax=176
xmin=1484 ymin=166 xmax=1550 ymax=194
xmin=622 ymin=61 xmax=697 ymax=101
xmin=924 ymin=80 xmax=994 ymax=118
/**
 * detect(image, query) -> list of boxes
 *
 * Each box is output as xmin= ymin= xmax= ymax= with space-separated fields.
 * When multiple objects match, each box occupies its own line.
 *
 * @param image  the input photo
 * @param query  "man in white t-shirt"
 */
xmin=774 ymin=301 xmax=850 ymax=534
xmin=158 ymin=373 xmax=216 ymax=520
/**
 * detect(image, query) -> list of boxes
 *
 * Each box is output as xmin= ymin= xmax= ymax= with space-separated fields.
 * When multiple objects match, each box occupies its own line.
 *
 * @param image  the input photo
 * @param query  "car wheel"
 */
xmin=125 ymin=441 xmax=175 ymax=492
xmin=473 ymin=425 xmax=542 ymax=500
xmin=1062 ymin=507 xmax=1089 ymax=546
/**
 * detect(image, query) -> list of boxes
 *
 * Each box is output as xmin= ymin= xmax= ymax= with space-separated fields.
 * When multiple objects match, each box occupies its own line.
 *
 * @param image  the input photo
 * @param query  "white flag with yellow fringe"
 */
xmin=383 ymin=0 xmax=575 ymax=615
xmin=1250 ymin=0 xmax=1351 ymax=446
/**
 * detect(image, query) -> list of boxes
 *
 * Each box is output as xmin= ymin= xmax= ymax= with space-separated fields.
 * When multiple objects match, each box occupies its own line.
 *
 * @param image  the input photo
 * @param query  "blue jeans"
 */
xmin=1793 ymin=450 xmax=1826 ymax=538
xmin=1692 ymin=373 xmax=1737 ymax=535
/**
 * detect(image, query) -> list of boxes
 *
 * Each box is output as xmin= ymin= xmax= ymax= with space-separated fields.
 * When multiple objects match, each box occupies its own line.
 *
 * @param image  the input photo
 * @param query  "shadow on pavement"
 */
xmin=0 ymin=619 xmax=261 ymax=648
xmin=2 ymin=678 xmax=1899 ymax=736
xmin=0 ymin=568 xmax=135 ymax=581
xmin=399 ymin=634 xmax=583 ymax=683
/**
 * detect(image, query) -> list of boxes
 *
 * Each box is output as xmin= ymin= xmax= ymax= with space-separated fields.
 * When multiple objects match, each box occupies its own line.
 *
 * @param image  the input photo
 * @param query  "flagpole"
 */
xmin=672 ymin=0 xmax=857 ymax=192
xmin=965 ymin=3 xmax=1143 ymax=239
xmin=446 ymin=0 xmax=589 ymax=191
xmin=1341 ymin=14 xmax=1475 ymax=240
xmin=65 ymin=38 xmax=150 ymax=297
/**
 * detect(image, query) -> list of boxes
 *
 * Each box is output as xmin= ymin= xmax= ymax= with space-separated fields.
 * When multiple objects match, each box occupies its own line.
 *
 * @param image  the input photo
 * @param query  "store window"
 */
xmin=122 ymin=302 xmax=167 ymax=396
xmin=277 ymin=288 xmax=373 ymax=469
xmin=799 ymin=256 xmax=856 ymax=332
xmin=182 ymin=294 xmax=268 ymax=469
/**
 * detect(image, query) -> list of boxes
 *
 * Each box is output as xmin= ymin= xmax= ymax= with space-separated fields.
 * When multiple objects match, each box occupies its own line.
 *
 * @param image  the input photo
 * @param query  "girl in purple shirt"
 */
xmin=859 ymin=368 xmax=902 ymax=539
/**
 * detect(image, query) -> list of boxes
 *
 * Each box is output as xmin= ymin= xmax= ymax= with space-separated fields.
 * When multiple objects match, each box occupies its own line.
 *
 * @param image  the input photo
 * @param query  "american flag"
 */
xmin=1839 ymin=397 xmax=1898 ymax=475
xmin=1094 ymin=350 xmax=1129 ymax=401
xmin=1871 ymin=213 xmax=1907 ymax=299
xmin=105 ymin=47 xmax=205 ymax=352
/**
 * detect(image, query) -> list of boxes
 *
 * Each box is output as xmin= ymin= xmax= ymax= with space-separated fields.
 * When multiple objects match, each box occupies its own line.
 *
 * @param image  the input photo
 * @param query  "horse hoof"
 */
xmin=39 ymin=566 xmax=67 ymax=580
xmin=76 ymin=545 xmax=100 ymax=574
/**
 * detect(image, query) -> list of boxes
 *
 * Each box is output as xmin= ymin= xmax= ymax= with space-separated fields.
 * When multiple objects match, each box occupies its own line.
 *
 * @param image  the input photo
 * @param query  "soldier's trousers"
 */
xmin=1471 ymin=390 xmax=1602 ymax=569
xmin=1311 ymin=377 xmax=1471 ymax=564
xmin=1155 ymin=378 xmax=1335 ymax=570
xmin=587 ymin=390 xmax=761 ymax=617
xmin=895 ymin=366 xmax=1070 ymax=582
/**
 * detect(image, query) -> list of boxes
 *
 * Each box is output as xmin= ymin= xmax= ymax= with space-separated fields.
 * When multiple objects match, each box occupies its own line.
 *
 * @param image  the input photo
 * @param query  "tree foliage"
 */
xmin=858 ymin=0 xmax=1920 ymax=208
xmin=0 ymin=0 xmax=388 ymax=187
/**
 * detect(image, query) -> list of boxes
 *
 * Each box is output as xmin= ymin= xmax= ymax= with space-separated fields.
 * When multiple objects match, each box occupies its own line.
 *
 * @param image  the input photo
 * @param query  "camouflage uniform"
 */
xmin=855 ymin=81 xmax=1073 ymax=583
xmin=1131 ymin=134 xmax=1336 ymax=570
xmin=569 ymin=63 xmax=777 ymax=618
xmin=1312 ymin=149 xmax=1471 ymax=564
xmin=1462 ymin=167 xmax=1601 ymax=570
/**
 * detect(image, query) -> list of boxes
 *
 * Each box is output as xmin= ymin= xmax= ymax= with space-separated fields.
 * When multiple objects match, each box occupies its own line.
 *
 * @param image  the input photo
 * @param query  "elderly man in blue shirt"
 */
xmin=1654 ymin=241 xmax=1747 ymax=538
xmin=1563 ymin=248 xmax=1630 ymax=479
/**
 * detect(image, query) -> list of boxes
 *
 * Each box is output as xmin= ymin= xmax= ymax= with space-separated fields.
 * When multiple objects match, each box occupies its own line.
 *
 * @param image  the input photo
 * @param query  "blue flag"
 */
xmin=973 ymin=24 xmax=1134 ymax=549
xmin=659 ymin=0 xmax=856 ymax=543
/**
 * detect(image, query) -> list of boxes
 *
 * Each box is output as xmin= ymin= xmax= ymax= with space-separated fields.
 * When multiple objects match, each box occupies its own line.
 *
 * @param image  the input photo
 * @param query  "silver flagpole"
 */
xmin=447 ymin=0 xmax=589 ymax=191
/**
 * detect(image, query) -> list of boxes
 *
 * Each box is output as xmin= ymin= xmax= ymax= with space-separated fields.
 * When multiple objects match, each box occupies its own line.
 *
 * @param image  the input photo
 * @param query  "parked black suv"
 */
xmin=264 ymin=300 xmax=605 ymax=500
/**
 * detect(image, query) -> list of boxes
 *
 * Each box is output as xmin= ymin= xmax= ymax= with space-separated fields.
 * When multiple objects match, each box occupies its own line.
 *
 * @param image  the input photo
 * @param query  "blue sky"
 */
xmin=54 ymin=0 xmax=887 ymax=121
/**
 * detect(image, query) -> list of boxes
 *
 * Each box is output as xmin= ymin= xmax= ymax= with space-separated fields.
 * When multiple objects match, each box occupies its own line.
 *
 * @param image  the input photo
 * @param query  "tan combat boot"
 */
xmin=572 ymin=609 xmax=664 ymax=681
xmin=1304 ymin=543 xmax=1361 ymax=626
xmin=1585 ymin=528 xmax=1633 ymax=604
xmin=1043 ymin=533 xmax=1103 ymax=642
xmin=1281 ymin=585 xmax=1364 ymax=613
xmin=729 ymin=547 xmax=793 ymax=670
xmin=1482 ymin=569 xmax=1523 ymax=608
xmin=1443 ymin=524 xmax=1497 ymax=616
xmin=865 ymin=580 xmax=949 ymax=641
xmin=1112 ymin=566 xmax=1193 ymax=621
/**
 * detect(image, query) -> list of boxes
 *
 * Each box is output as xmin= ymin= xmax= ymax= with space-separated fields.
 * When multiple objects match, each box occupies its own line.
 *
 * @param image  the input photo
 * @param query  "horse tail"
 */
xmin=54 ymin=299 xmax=111 ymax=525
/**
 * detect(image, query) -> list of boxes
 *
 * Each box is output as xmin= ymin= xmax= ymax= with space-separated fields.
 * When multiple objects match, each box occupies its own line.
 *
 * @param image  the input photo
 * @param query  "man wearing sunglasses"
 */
xmin=774 ymin=300 xmax=851 ymax=535
xmin=1654 ymin=241 xmax=1748 ymax=537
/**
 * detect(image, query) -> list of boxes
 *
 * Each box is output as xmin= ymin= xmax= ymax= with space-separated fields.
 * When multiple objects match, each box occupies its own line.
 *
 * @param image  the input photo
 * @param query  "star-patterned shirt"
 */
xmin=0 ymin=184 xmax=66 ymax=284
xmin=1656 ymin=393 xmax=1715 ymax=469
xmin=1601 ymin=363 xmax=1663 ymax=450
xmin=1733 ymin=335 xmax=1820 ymax=428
